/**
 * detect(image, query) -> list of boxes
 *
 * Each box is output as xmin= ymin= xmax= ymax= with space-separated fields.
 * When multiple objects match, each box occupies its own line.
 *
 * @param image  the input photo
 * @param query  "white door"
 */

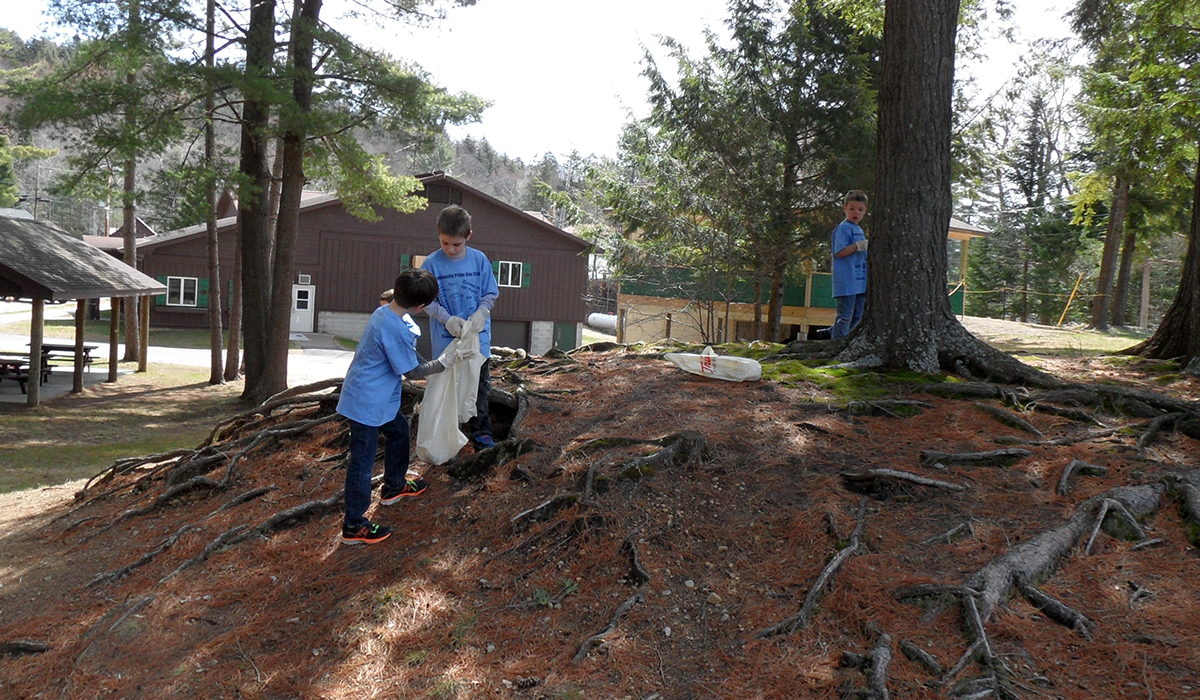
xmin=291 ymin=284 xmax=315 ymax=333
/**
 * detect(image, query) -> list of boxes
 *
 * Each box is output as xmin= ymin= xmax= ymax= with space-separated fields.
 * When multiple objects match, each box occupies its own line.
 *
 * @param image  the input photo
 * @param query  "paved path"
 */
xmin=0 ymin=318 xmax=354 ymax=404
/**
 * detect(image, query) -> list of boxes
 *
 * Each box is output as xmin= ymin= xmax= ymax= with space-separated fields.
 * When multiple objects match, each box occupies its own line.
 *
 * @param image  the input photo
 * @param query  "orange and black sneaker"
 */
xmin=380 ymin=478 xmax=428 ymax=505
xmin=340 ymin=521 xmax=392 ymax=545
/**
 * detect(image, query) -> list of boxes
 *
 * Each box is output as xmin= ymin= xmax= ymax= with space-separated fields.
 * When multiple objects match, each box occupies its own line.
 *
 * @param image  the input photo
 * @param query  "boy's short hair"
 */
xmin=379 ymin=288 xmax=394 ymax=303
xmin=392 ymin=269 xmax=438 ymax=308
xmin=437 ymin=205 xmax=472 ymax=239
xmin=844 ymin=190 xmax=868 ymax=206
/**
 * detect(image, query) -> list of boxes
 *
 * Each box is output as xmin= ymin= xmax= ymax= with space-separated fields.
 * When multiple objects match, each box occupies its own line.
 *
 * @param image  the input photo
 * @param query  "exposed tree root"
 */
xmin=919 ymin=448 xmax=1033 ymax=469
xmin=899 ymin=639 xmax=944 ymax=676
xmin=972 ymin=403 xmax=1042 ymax=437
xmin=510 ymin=494 xmax=580 ymax=533
xmin=448 ymin=437 xmax=537 ymax=480
xmin=572 ymin=590 xmax=645 ymax=662
xmin=962 ymin=482 xmax=1167 ymax=622
xmin=620 ymin=523 xmax=652 ymax=587
xmin=1137 ymin=412 xmax=1184 ymax=451
xmin=1014 ymin=574 xmax=1091 ymax=638
xmin=919 ymin=522 xmax=974 ymax=546
xmin=847 ymin=399 xmax=933 ymax=418
xmin=0 ymin=640 xmax=49 ymax=657
xmin=755 ymin=498 xmax=867 ymax=639
xmin=1055 ymin=459 xmax=1108 ymax=496
xmin=993 ymin=428 xmax=1122 ymax=447
xmin=841 ymin=468 xmax=966 ymax=496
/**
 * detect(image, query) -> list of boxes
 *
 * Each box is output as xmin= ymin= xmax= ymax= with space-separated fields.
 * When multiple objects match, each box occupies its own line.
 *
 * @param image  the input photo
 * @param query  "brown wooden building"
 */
xmin=135 ymin=173 xmax=592 ymax=356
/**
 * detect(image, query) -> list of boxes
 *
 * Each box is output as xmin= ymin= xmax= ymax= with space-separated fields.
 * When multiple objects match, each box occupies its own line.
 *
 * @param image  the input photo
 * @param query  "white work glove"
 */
xmin=855 ymin=238 xmax=868 ymax=252
xmin=437 ymin=339 xmax=462 ymax=369
xmin=444 ymin=316 xmax=466 ymax=337
xmin=463 ymin=307 xmax=489 ymax=336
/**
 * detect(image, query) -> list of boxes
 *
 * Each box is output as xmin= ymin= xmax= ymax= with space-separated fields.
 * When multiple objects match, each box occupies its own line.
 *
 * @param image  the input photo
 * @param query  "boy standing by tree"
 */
xmin=421 ymin=205 xmax=501 ymax=450
xmin=831 ymin=190 xmax=869 ymax=339
xmin=336 ymin=269 xmax=464 ymax=545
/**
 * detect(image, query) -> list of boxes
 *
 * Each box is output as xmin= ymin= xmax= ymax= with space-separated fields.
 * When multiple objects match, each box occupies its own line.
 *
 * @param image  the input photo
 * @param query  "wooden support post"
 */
xmin=73 ymin=298 xmax=86 ymax=394
xmin=28 ymin=299 xmax=43 ymax=407
xmin=138 ymin=295 xmax=150 ymax=373
xmin=108 ymin=297 xmax=119 ymax=382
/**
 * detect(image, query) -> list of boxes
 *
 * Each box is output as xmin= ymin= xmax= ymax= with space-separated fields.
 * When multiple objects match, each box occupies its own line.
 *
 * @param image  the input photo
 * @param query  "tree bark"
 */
xmin=835 ymin=0 xmax=1053 ymax=387
xmin=256 ymin=0 xmax=323 ymax=404
xmin=1091 ymin=173 xmax=1130 ymax=331
xmin=1129 ymin=149 xmax=1200 ymax=373
xmin=1111 ymin=216 xmax=1137 ymax=327
xmin=238 ymin=0 xmax=279 ymax=403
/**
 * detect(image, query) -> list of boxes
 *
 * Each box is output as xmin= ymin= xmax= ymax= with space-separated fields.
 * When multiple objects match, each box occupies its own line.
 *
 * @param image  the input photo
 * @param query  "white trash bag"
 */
xmin=416 ymin=332 xmax=486 ymax=465
xmin=663 ymin=345 xmax=762 ymax=382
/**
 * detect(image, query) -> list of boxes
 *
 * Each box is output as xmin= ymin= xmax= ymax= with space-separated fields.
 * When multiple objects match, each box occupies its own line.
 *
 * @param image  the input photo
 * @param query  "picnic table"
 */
xmin=0 ymin=354 xmax=52 ymax=394
xmin=33 ymin=342 xmax=100 ymax=372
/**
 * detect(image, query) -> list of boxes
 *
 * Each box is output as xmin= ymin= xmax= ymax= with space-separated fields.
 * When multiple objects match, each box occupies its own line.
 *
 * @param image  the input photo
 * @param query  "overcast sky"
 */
xmin=3 ymin=1 xmax=1073 ymax=164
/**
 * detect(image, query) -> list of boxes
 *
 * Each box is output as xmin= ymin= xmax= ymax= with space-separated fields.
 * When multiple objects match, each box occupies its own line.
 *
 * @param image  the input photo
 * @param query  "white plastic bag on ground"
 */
xmin=663 ymin=345 xmax=762 ymax=382
xmin=415 ymin=332 xmax=486 ymax=465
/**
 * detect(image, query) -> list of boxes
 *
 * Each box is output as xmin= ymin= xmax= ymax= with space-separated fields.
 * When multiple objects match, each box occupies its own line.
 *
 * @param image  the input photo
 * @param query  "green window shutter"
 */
xmin=197 ymin=278 xmax=210 ymax=307
xmin=400 ymin=254 xmax=411 ymax=269
xmin=492 ymin=260 xmax=501 ymax=277
xmin=154 ymin=276 xmax=167 ymax=305
xmin=521 ymin=261 xmax=531 ymax=288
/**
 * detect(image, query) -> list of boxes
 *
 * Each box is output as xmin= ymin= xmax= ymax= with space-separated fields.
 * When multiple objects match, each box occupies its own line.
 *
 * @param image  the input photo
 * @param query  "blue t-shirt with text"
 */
xmin=831 ymin=219 xmax=867 ymax=298
xmin=420 ymin=247 xmax=500 ymax=357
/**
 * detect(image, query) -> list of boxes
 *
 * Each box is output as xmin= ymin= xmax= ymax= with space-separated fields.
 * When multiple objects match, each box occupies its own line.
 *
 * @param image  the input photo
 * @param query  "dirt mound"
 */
xmin=0 ymin=347 xmax=1197 ymax=699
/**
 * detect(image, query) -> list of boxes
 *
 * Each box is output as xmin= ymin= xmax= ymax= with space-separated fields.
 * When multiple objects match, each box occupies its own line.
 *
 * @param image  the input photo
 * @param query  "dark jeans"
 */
xmin=466 ymin=358 xmax=494 ymax=439
xmin=344 ymin=413 xmax=411 ymax=530
xmin=831 ymin=293 xmax=865 ymax=339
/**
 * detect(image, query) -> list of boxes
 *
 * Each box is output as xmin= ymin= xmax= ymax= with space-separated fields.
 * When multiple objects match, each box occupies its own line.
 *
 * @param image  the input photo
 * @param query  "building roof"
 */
xmin=948 ymin=217 xmax=989 ymax=241
xmin=0 ymin=217 xmax=167 ymax=300
xmin=138 ymin=175 xmax=593 ymax=253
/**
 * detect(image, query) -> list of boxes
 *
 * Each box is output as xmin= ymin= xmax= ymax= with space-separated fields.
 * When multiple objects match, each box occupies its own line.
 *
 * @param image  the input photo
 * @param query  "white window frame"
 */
xmin=497 ymin=260 xmax=523 ymax=288
xmin=166 ymin=276 xmax=199 ymax=307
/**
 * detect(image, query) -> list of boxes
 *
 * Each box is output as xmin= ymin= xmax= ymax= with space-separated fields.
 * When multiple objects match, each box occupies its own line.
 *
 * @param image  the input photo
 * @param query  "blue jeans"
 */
xmin=831 ymin=294 xmax=865 ymax=339
xmin=344 ymin=413 xmax=411 ymax=530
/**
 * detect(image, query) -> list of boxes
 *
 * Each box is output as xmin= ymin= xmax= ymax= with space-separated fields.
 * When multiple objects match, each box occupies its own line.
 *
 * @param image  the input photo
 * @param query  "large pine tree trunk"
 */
xmin=838 ymin=0 xmax=1053 ymax=387
xmin=1130 ymin=152 xmax=1200 ymax=374
xmin=238 ymin=0 xmax=279 ymax=403
xmin=1091 ymin=174 xmax=1130 ymax=331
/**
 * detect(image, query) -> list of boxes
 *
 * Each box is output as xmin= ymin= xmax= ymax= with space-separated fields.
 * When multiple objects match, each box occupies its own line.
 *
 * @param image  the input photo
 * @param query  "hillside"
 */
xmin=0 ymin=343 xmax=1198 ymax=700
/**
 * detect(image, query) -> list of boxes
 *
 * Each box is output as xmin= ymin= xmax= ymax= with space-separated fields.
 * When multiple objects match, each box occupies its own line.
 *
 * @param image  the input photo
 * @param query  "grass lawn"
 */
xmin=0 ymin=363 xmax=246 ymax=493
xmin=0 ymin=314 xmax=224 ymax=349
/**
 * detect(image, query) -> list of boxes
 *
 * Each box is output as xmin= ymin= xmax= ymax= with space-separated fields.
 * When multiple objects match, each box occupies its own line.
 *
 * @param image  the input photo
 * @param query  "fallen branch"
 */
xmin=755 ymin=498 xmax=867 ymax=639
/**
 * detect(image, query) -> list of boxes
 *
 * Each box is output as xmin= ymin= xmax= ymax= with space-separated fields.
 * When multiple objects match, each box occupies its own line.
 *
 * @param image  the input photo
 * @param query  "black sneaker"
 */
xmin=341 ymin=521 xmax=392 ymax=545
xmin=380 ymin=478 xmax=428 ymax=505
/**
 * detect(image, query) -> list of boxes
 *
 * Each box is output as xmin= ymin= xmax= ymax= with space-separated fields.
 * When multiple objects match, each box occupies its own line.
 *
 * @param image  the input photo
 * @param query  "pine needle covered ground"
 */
xmin=0 ymin=342 xmax=1197 ymax=700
